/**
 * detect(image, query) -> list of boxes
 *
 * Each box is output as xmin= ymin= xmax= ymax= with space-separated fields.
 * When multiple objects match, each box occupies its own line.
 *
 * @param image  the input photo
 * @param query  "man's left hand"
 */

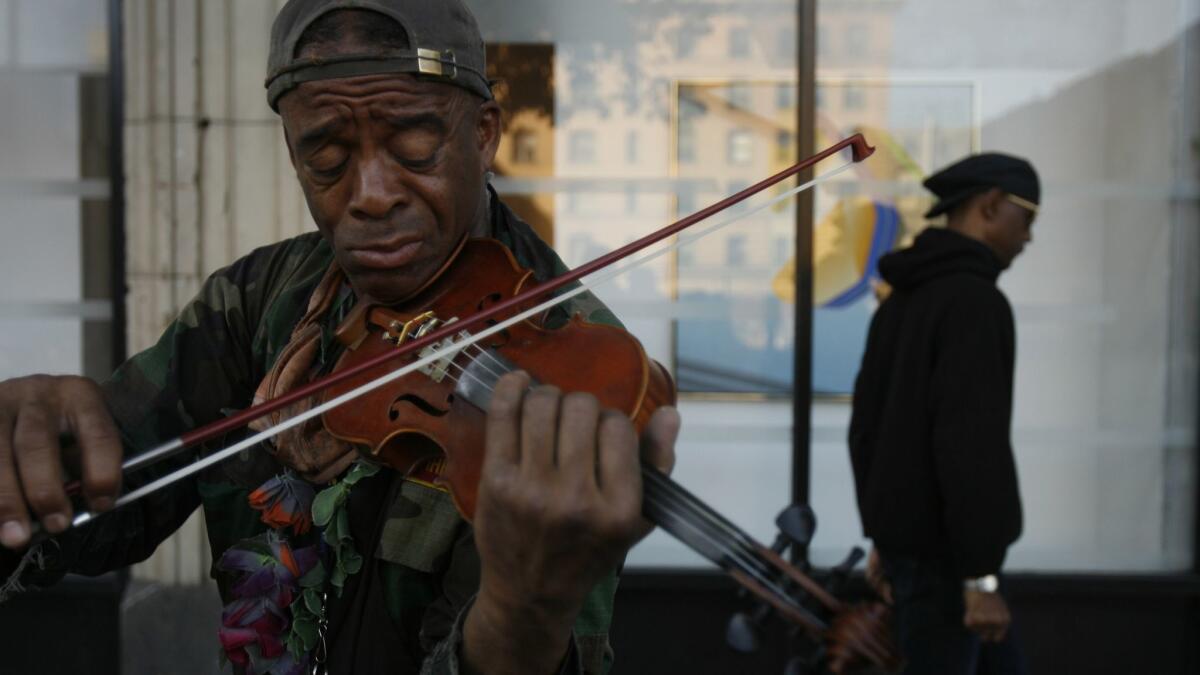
xmin=464 ymin=371 xmax=679 ymax=675
xmin=963 ymin=589 xmax=1011 ymax=643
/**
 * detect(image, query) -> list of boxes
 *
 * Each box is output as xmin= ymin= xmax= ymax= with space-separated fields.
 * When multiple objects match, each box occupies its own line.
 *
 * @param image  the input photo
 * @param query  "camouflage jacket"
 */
xmin=0 ymin=191 xmax=622 ymax=674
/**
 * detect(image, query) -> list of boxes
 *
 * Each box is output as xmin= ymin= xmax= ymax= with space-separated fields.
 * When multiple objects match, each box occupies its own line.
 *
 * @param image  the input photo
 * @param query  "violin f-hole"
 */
xmin=477 ymin=292 xmax=511 ymax=348
xmin=389 ymin=393 xmax=452 ymax=420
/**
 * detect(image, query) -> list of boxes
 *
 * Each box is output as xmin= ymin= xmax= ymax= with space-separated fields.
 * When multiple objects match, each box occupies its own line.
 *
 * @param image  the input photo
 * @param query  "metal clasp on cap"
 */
xmin=417 ymin=48 xmax=457 ymax=79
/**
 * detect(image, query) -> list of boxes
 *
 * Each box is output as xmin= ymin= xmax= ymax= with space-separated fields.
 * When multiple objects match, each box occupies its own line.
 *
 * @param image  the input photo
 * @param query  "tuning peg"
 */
xmin=775 ymin=504 xmax=817 ymax=551
xmin=725 ymin=611 xmax=763 ymax=653
xmin=833 ymin=546 xmax=865 ymax=575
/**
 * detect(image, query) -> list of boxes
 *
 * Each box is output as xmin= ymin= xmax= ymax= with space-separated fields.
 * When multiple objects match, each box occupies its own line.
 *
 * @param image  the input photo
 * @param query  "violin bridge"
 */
xmin=418 ymin=328 xmax=469 ymax=383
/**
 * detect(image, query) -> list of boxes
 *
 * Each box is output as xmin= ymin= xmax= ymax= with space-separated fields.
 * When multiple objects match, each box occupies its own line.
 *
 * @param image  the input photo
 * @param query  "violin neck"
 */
xmin=448 ymin=340 xmax=830 ymax=629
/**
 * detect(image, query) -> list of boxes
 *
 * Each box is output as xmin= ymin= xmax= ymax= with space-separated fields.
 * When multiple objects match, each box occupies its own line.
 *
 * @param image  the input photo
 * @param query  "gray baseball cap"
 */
xmin=266 ymin=0 xmax=493 ymax=112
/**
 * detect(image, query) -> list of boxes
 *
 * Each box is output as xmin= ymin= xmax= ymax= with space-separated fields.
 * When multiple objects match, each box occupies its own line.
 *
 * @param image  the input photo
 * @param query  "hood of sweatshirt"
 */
xmin=877 ymin=227 xmax=1003 ymax=290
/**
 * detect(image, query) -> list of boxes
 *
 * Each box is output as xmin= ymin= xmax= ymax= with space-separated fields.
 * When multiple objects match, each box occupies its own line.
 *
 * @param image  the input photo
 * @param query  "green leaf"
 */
xmin=344 ymin=461 xmax=380 ymax=486
xmin=292 ymin=616 xmax=319 ymax=650
xmin=311 ymin=484 xmax=344 ymax=527
xmin=285 ymin=634 xmax=303 ymax=661
xmin=303 ymin=587 xmax=323 ymax=615
xmin=331 ymin=565 xmax=347 ymax=592
xmin=335 ymin=509 xmax=351 ymax=542
xmin=341 ymin=550 xmax=363 ymax=575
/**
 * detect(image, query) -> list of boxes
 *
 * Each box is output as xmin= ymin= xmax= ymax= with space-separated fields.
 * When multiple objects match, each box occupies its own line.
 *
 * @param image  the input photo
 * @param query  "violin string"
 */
xmin=640 ymin=485 xmax=823 ymax=627
xmin=432 ymin=357 xmax=800 ymax=606
xmin=639 ymin=465 xmax=782 ymax=579
xmin=72 ymin=160 xmax=855 ymax=528
xmin=431 ymin=350 xmax=793 ymax=598
xmin=639 ymin=463 xmax=768 ymax=563
xmin=412 ymin=342 xmax=798 ymax=595
xmin=447 ymin=346 xmax=803 ymax=597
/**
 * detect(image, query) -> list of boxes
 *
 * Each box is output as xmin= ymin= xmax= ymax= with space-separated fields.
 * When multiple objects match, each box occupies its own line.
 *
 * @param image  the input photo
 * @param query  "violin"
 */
xmin=321 ymin=237 xmax=674 ymax=519
xmin=58 ymin=134 xmax=894 ymax=672
xmin=318 ymin=237 xmax=897 ymax=673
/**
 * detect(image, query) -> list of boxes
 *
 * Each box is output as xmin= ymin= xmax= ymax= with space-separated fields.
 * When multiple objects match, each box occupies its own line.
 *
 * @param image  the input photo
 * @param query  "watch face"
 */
xmin=967 ymin=575 xmax=1000 ymax=593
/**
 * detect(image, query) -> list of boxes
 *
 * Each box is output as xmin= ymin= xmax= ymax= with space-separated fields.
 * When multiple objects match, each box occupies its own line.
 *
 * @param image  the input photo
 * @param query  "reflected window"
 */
xmin=776 ymin=83 xmax=795 ymax=111
xmin=727 ymin=83 xmax=752 ymax=110
xmin=728 ymin=180 xmax=751 ymax=210
xmin=843 ymin=85 xmax=865 ymax=110
xmin=568 ymin=130 xmax=596 ymax=164
xmin=729 ymin=26 xmax=751 ymax=58
xmin=512 ymin=129 xmax=537 ymax=164
xmin=727 ymin=129 xmax=754 ymax=166
xmin=775 ymin=130 xmax=794 ymax=162
xmin=726 ymin=235 xmax=747 ymax=267
xmin=678 ymin=189 xmax=696 ymax=216
xmin=772 ymin=236 xmax=790 ymax=266
xmin=678 ymin=124 xmax=697 ymax=164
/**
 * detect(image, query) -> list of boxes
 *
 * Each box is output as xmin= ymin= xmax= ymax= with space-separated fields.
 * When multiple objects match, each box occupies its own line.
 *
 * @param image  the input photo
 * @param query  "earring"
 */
xmin=485 ymin=171 xmax=495 ymax=183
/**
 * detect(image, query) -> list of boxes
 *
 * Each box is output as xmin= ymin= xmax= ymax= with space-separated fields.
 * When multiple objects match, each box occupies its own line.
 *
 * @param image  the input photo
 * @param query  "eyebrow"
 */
xmin=296 ymin=120 xmax=344 ymax=155
xmin=380 ymin=112 xmax=448 ymax=136
xmin=294 ymin=110 xmax=449 ymax=155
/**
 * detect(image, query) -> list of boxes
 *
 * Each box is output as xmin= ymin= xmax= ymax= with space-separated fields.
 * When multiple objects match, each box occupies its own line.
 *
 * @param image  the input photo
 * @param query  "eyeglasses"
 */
xmin=1006 ymin=193 xmax=1039 ymax=214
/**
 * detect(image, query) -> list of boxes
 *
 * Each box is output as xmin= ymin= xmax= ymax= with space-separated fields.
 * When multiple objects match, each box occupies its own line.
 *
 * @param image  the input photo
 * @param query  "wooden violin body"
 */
xmin=321 ymin=237 xmax=674 ymax=519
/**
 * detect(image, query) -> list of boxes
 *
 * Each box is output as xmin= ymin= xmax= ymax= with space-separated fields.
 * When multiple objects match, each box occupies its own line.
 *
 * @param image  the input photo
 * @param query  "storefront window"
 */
xmin=808 ymin=0 xmax=1199 ymax=572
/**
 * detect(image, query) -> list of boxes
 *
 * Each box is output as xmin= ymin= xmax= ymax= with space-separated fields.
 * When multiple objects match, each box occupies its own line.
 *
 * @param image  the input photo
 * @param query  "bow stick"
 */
xmin=65 ymin=133 xmax=874 ymax=528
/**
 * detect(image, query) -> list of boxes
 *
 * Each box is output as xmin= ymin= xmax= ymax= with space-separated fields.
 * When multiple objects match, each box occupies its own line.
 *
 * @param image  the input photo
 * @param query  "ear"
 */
xmin=476 ymin=100 xmax=502 ymax=174
xmin=979 ymin=187 xmax=1005 ymax=221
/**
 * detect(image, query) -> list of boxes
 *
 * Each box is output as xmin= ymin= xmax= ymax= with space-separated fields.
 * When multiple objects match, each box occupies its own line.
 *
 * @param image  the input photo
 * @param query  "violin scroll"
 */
xmin=726 ymin=503 xmax=901 ymax=673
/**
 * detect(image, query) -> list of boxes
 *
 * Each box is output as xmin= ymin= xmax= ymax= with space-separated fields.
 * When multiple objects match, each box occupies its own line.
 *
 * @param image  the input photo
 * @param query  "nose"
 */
xmin=348 ymin=150 xmax=407 ymax=221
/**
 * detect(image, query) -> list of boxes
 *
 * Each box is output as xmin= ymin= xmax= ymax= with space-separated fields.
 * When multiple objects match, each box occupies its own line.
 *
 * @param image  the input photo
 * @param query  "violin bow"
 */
xmin=64 ymin=133 xmax=874 ymax=528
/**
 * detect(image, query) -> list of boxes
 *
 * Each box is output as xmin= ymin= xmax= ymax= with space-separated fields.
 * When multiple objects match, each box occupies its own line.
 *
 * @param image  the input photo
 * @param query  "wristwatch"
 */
xmin=963 ymin=574 xmax=999 ymax=593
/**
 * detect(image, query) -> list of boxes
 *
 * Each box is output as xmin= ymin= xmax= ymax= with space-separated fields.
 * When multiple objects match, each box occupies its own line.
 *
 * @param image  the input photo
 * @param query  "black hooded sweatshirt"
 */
xmin=849 ymin=227 xmax=1023 ymax=578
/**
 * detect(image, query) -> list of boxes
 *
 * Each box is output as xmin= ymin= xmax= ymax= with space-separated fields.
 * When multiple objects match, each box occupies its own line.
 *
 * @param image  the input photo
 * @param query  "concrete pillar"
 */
xmin=123 ymin=0 xmax=312 ymax=585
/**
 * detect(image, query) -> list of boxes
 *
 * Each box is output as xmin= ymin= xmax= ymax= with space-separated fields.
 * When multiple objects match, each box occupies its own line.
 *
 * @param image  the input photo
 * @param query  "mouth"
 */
xmin=346 ymin=237 xmax=424 ymax=271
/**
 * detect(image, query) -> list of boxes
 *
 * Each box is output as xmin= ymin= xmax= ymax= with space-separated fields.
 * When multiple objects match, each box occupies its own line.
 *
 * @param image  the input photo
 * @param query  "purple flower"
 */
xmin=217 ymin=533 xmax=320 ymax=673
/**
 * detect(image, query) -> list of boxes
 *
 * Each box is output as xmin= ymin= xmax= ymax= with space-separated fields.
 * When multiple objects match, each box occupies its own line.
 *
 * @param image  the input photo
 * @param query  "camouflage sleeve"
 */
xmin=0 ymin=236 xmax=325 ymax=595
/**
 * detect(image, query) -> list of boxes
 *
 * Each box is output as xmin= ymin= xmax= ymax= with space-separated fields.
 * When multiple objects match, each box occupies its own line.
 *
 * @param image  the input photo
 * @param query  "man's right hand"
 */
xmin=963 ymin=589 xmax=1011 ymax=642
xmin=0 ymin=375 xmax=123 ymax=550
xmin=865 ymin=547 xmax=893 ymax=603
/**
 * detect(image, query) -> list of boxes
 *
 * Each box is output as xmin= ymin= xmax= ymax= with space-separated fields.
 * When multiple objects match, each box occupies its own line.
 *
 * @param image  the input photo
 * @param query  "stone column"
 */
xmin=123 ymin=0 xmax=313 ymax=585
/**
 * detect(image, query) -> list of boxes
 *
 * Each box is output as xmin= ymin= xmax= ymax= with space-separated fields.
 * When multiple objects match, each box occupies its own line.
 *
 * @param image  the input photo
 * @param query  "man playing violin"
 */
xmin=0 ymin=2 xmax=679 ymax=673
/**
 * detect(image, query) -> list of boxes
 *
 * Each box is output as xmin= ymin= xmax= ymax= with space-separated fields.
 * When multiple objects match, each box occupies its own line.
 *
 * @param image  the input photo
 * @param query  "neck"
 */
xmin=944 ymin=222 xmax=1007 ymax=269
xmin=947 ymin=220 xmax=991 ymax=251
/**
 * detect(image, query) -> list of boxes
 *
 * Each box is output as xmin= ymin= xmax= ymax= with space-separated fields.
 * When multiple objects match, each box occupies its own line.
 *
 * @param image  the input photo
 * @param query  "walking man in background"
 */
xmin=849 ymin=153 xmax=1038 ymax=674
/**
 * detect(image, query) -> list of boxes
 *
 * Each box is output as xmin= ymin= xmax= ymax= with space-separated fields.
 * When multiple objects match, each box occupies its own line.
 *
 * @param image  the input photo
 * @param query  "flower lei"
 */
xmin=217 ymin=461 xmax=380 ymax=674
